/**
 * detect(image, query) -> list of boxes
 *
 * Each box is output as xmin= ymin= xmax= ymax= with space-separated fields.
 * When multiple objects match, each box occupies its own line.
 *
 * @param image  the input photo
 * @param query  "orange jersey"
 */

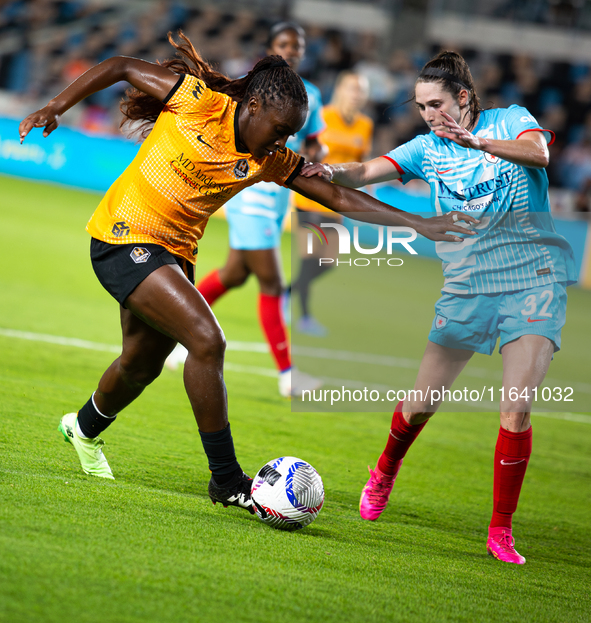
xmin=295 ymin=104 xmax=373 ymax=212
xmin=87 ymin=74 xmax=303 ymax=263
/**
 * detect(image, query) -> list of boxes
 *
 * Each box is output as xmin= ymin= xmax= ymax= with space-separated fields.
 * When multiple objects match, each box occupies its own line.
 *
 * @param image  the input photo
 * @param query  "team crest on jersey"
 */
xmin=112 ymin=221 xmax=130 ymax=237
xmin=484 ymin=152 xmax=498 ymax=164
xmin=192 ymin=81 xmax=204 ymax=100
xmin=234 ymin=159 xmax=249 ymax=179
xmin=130 ymin=247 xmax=151 ymax=264
xmin=435 ymin=314 xmax=448 ymax=329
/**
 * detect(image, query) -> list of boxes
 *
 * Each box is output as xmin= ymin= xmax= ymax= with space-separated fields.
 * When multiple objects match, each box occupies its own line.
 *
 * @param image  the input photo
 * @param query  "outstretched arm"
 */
xmin=289 ymin=172 xmax=477 ymax=243
xmin=19 ymin=57 xmax=179 ymax=143
xmin=432 ymin=112 xmax=549 ymax=169
xmin=300 ymin=155 xmax=400 ymax=188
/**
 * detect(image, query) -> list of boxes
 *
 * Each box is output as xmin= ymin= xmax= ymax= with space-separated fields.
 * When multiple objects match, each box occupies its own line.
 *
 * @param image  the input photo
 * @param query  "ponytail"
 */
xmin=121 ymin=31 xmax=307 ymax=139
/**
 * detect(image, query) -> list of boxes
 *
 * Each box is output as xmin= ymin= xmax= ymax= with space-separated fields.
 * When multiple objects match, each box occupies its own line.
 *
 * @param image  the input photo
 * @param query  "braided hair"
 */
xmin=416 ymin=50 xmax=482 ymax=131
xmin=121 ymin=31 xmax=308 ymax=139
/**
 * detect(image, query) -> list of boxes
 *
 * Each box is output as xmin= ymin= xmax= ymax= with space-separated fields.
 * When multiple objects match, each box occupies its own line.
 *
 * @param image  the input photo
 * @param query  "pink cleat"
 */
xmin=487 ymin=528 xmax=526 ymax=564
xmin=359 ymin=461 xmax=403 ymax=521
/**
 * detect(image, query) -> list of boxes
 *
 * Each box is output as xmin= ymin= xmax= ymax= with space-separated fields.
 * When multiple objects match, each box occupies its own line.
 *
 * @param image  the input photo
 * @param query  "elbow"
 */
xmin=526 ymin=151 xmax=549 ymax=169
xmin=103 ymin=56 xmax=132 ymax=81
xmin=534 ymin=144 xmax=550 ymax=169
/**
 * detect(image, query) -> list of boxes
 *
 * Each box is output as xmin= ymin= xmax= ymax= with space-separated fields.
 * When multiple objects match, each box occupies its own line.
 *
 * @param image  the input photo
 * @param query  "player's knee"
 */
xmin=186 ymin=324 xmax=226 ymax=362
xmin=219 ymin=264 xmax=249 ymax=289
xmin=224 ymin=272 xmax=249 ymax=289
xmin=258 ymin=277 xmax=283 ymax=297
xmin=119 ymin=357 xmax=163 ymax=389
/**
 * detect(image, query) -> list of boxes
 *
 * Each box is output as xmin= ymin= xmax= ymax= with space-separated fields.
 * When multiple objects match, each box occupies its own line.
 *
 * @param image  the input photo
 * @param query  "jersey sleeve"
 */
xmin=162 ymin=74 xmax=214 ymax=116
xmin=504 ymin=105 xmax=555 ymax=145
xmin=382 ymin=136 xmax=426 ymax=184
xmin=260 ymin=148 xmax=305 ymax=186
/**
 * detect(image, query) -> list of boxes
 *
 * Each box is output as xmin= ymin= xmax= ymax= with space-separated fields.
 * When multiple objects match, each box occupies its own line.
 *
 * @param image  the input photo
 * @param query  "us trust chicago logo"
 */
xmin=302 ymin=221 xmax=417 ymax=267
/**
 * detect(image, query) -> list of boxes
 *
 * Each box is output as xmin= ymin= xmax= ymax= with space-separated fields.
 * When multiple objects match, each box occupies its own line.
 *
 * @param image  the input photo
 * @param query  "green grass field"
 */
xmin=1 ymin=175 xmax=590 ymax=623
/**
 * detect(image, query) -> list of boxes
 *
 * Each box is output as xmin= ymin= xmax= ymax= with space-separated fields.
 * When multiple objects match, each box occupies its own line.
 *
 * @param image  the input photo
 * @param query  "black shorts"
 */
xmin=90 ymin=238 xmax=195 ymax=306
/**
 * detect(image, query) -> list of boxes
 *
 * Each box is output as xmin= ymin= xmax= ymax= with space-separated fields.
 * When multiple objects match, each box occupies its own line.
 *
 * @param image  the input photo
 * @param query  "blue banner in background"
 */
xmin=0 ymin=117 xmax=140 ymax=193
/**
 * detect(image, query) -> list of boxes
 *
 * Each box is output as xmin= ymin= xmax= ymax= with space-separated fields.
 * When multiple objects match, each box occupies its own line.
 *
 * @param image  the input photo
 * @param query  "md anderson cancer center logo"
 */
xmin=302 ymin=221 xmax=417 ymax=267
xmin=170 ymin=153 xmax=233 ymax=200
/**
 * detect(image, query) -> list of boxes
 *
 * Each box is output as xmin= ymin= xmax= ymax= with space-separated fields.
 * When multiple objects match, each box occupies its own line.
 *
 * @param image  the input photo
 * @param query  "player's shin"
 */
xmin=377 ymin=401 xmax=429 ymax=476
xmin=490 ymin=426 xmax=532 ymax=530
xmin=258 ymin=293 xmax=291 ymax=372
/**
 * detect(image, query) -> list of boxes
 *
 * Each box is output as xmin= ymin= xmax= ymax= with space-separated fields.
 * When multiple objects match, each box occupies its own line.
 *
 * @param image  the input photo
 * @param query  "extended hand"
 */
xmin=413 ymin=211 xmax=479 ymax=243
xmin=431 ymin=112 xmax=484 ymax=150
xmin=300 ymin=161 xmax=334 ymax=182
xmin=19 ymin=104 xmax=61 ymax=143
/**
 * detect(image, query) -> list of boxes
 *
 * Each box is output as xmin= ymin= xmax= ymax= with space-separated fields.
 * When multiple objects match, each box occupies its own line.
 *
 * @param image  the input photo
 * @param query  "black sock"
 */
xmin=199 ymin=424 xmax=242 ymax=485
xmin=293 ymin=258 xmax=334 ymax=317
xmin=77 ymin=393 xmax=116 ymax=438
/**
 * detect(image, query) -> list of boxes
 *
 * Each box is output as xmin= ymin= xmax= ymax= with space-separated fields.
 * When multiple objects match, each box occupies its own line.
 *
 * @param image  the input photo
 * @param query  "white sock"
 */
xmin=76 ymin=421 xmax=88 ymax=439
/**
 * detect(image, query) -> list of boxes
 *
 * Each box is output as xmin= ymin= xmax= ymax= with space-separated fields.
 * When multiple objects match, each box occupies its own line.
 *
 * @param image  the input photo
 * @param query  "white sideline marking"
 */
xmin=224 ymin=362 xmax=277 ymax=378
xmin=1 ymin=327 xmax=590 ymax=423
xmin=0 ymin=327 xmax=121 ymax=353
xmin=4 ymin=325 xmax=590 ymax=396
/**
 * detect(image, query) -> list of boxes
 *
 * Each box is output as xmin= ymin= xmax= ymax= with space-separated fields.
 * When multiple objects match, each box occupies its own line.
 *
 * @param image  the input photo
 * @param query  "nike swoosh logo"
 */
xmin=389 ymin=431 xmax=405 ymax=442
xmin=500 ymin=459 xmax=526 ymax=465
xmin=197 ymin=134 xmax=213 ymax=149
xmin=436 ymin=168 xmax=452 ymax=174
xmin=527 ymin=317 xmax=547 ymax=323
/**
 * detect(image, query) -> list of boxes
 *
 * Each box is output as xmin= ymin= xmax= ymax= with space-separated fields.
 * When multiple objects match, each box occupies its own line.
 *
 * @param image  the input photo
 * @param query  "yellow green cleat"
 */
xmin=58 ymin=412 xmax=114 ymax=479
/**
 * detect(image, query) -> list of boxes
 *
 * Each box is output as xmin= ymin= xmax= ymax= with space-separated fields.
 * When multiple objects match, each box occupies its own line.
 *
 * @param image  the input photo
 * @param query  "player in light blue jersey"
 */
xmin=165 ymin=22 xmax=325 ymax=398
xmin=301 ymin=50 xmax=577 ymax=564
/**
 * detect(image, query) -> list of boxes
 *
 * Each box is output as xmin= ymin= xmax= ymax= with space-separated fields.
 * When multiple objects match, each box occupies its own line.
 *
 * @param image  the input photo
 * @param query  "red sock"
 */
xmin=258 ymin=294 xmax=291 ymax=372
xmin=197 ymin=270 xmax=228 ymax=306
xmin=490 ymin=426 xmax=532 ymax=530
xmin=377 ymin=401 xmax=428 ymax=476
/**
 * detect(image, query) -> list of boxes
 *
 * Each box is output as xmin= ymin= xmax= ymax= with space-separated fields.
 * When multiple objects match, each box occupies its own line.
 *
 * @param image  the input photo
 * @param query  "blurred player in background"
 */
xmin=20 ymin=34 xmax=472 ymax=515
xmin=166 ymin=22 xmax=326 ymax=398
xmin=290 ymin=70 xmax=373 ymax=336
xmin=301 ymin=50 xmax=576 ymax=564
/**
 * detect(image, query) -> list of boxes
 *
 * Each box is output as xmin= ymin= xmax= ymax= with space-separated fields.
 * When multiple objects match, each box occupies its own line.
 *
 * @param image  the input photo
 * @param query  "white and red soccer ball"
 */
xmin=251 ymin=457 xmax=324 ymax=531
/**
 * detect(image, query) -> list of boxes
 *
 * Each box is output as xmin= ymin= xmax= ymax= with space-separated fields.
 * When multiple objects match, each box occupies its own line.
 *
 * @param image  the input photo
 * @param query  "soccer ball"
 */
xmin=251 ymin=457 xmax=324 ymax=531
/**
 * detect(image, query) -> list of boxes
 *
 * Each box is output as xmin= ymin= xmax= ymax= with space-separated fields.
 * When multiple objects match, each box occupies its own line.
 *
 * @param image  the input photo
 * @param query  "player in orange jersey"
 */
xmin=165 ymin=22 xmax=327 ymax=399
xmin=19 ymin=32 xmax=475 ymax=514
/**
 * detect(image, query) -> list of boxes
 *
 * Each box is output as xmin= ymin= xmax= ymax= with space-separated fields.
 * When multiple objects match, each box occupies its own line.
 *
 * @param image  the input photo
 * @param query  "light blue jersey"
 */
xmin=386 ymin=105 xmax=577 ymax=294
xmin=225 ymin=78 xmax=324 ymax=250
